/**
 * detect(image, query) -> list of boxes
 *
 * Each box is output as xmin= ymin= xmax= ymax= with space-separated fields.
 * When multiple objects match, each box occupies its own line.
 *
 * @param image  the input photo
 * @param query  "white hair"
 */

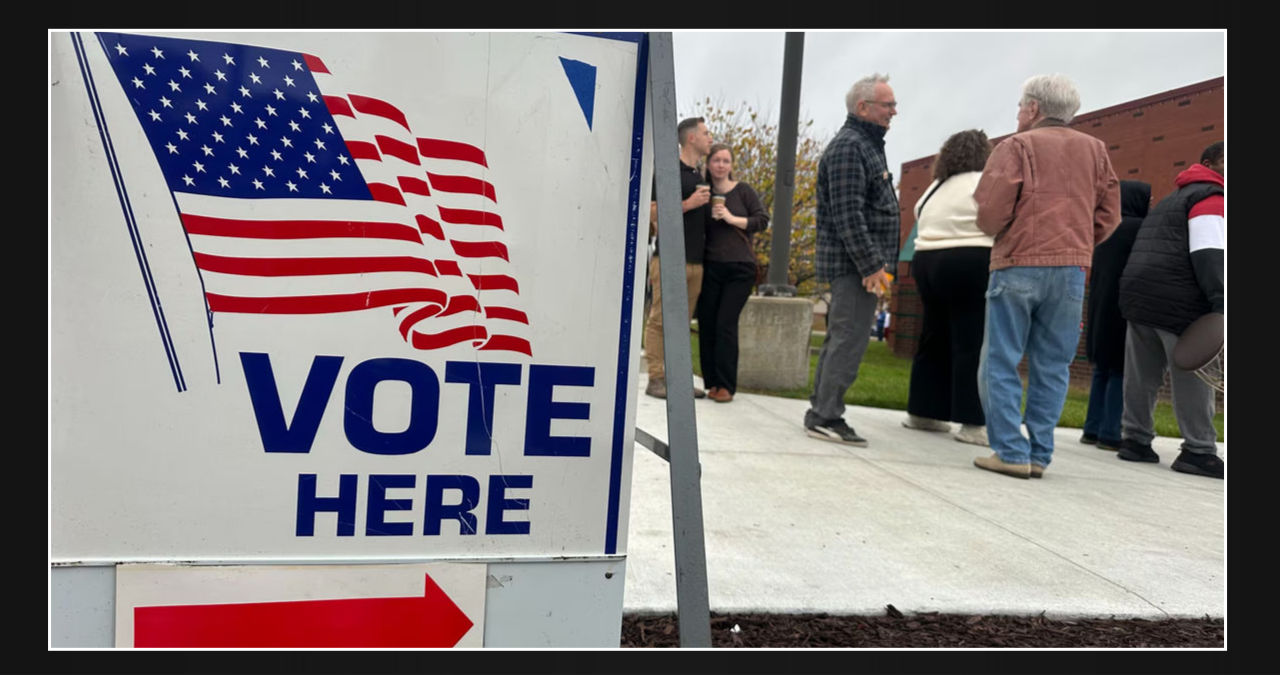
xmin=845 ymin=73 xmax=890 ymax=115
xmin=1020 ymin=74 xmax=1081 ymax=123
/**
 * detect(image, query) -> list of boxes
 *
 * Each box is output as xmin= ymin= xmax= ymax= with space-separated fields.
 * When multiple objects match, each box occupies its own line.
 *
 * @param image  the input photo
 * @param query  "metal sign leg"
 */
xmin=645 ymin=31 xmax=712 ymax=649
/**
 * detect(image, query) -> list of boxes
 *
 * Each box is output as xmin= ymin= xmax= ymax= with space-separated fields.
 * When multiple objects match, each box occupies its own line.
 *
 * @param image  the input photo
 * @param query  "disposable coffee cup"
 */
xmin=711 ymin=194 xmax=726 ymax=207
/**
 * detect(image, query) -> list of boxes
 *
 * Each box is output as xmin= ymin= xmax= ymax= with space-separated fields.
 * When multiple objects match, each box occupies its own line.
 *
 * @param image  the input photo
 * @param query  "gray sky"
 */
xmin=671 ymin=30 xmax=1225 ymax=182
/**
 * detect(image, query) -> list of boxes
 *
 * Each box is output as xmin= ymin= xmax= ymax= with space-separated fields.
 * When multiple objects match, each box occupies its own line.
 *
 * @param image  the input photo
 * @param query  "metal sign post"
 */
xmin=645 ymin=31 xmax=712 ymax=649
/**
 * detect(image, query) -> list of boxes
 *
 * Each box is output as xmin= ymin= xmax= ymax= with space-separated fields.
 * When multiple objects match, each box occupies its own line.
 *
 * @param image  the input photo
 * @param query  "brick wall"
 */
xmin=891 ymin=272 xmax=1093 ymax=387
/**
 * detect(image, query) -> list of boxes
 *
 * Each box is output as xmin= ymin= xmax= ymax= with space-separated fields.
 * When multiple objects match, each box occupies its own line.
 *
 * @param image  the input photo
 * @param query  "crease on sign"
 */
xmin=476 ymin=33 xmax=508 ymax=480
xmin=344 ymin=403 xmax=372 ymax=426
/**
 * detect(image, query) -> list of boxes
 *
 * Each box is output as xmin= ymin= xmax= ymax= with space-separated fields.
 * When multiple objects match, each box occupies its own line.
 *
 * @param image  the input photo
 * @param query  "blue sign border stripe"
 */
xmin=72 ymin=32 xmax=187 ymax=393
xmin=603 ymin=32 xmax=648 ymax=555
xmin=568 ymin=32 xmax=644 ymax=43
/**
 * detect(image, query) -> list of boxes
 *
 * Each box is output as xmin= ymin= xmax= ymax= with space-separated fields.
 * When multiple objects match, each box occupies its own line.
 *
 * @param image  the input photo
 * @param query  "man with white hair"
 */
xmin=971 ymin=74 xmax=1121 ymax=479
xmin=803 ymin=73 xmax=901 ymax=445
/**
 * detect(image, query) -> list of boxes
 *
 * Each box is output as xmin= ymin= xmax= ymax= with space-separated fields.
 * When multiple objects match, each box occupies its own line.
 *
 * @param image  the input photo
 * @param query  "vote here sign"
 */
xmin=50 ymin=31 xmax=650 ymax=561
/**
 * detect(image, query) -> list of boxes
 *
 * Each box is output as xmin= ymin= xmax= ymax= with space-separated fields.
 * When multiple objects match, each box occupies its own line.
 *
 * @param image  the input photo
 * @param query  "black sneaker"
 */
xmin=1116 ymin=438 xmax=1159 ymax=463
xmin=1171 ymin=450 xmax=1224 ymax=479
xmin=1079 ymin=432 xmax=1098 ymax=445
xmin=805 ymin=417 xmax=868 ymax=446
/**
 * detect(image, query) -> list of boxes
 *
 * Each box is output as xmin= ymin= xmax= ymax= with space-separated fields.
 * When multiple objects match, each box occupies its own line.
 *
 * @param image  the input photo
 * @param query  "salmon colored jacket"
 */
xmin=974 ymin=119 xmax=1121 ymax=271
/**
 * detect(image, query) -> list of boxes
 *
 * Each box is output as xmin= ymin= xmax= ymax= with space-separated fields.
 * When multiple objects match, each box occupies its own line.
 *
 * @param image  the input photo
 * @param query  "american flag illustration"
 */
xmin=96 ymin=32 xmax=532 ymax=357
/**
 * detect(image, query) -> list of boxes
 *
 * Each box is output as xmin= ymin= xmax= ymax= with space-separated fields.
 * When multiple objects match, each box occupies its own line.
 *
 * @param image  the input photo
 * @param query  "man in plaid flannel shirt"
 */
xmin=804 ymin=73 xmax=901 ymax=446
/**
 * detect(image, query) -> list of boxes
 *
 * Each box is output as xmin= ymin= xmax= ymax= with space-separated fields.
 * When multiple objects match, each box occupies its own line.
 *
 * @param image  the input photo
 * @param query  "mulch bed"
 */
xmin=621 ymin=607 xmax=1223 ymax=648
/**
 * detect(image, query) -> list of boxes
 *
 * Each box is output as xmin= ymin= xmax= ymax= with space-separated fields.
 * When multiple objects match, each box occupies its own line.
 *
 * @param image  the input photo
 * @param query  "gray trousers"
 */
xmin=1121 ymin=322 xmax=1219 ymax=455
xmin=809 ymin=273 xmax=878 ymax=421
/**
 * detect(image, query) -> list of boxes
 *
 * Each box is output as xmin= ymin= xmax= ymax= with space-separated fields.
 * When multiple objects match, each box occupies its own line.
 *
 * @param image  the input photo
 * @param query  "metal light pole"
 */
xmin=759 ymin=32 xmax=804 ymax=297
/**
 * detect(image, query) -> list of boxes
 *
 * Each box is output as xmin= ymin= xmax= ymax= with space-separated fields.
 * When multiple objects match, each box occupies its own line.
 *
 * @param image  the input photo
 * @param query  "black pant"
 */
xmin=907 ymin=247 xmax=990 ymax=425
xmin=697 ymin=260 xmax=757 ymax=394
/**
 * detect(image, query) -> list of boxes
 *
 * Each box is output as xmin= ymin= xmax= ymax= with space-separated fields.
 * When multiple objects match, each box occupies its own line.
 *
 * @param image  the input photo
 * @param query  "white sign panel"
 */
xmin=50 ymin=31 xmax=650 ymax=561
xmin=114 ymin=562 xmax=485 ymax=647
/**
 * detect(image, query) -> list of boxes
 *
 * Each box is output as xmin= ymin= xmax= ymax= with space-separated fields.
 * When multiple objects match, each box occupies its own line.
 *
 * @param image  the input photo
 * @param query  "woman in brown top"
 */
xmin=699 ymin=143 xmax=770 ymax=402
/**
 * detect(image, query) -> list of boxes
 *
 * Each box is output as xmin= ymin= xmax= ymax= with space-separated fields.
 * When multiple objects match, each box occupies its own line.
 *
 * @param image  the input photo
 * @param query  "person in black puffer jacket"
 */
xmin=1080 ymin=180 xmax=1151 ymax=450
xmin=1116 ymin=142 xmax=1225 ymax=479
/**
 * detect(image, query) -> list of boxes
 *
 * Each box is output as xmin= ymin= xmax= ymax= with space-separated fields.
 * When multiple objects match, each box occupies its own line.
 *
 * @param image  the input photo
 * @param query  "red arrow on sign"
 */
xmin=133 ymin=573 xmax=473 ymax=647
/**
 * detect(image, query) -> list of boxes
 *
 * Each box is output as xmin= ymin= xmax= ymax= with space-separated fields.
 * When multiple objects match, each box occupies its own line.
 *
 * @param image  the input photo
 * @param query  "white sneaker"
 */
xmin=902 ymin=414 xmax=951 ymax=432
xmin=954 ymin=425 xmax=989 ymax=446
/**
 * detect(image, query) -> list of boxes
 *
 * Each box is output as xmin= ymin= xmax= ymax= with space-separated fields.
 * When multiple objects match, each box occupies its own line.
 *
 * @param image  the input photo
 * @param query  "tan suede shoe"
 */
xmin=973 ymin=453 xmax=1031 ymax=479
xmin=645 ymin=377 xmax=667 ymax=399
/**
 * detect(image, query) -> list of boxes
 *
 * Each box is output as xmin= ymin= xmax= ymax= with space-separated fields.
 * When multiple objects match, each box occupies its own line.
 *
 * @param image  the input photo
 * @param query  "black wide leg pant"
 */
xmin=697 ymin=260 xmax=757 ymax=394
xmin=907 ymin=246 xmax=990 ymax=426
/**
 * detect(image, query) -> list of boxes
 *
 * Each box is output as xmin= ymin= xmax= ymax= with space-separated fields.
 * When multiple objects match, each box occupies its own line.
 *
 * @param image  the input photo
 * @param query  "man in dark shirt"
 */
xmin=803 ymin=74 xmax=901 ymax=445
xmin=644 ymin=116 xmax=713 ymax=399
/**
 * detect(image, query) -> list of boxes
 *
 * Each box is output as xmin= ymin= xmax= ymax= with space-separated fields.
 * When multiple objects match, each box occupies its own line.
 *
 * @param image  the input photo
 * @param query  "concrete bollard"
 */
xmin=736 ymin=296 xmax=813 ymax=390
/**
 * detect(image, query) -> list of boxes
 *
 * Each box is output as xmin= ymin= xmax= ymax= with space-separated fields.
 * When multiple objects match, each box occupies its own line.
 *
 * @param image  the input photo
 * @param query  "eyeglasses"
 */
xmin=866 ymin=100 xmax=897 ymax=110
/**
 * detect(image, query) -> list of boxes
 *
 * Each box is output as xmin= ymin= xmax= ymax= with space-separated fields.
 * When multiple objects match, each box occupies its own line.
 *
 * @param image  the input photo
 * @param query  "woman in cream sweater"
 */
xmin=902 ymin=129 xmax=994 ymax=445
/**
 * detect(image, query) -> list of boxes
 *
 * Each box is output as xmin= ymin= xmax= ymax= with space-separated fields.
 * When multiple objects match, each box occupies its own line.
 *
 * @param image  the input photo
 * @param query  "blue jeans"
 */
xmin=977 ymin=266 xmax=1086 ymax=467
xmin=1082 ymin=365 xmax=1123 ymax=445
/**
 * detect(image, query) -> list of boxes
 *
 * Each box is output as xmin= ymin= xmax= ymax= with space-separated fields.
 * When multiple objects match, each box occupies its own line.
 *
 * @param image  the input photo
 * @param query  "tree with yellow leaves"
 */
xmin=685 ymin=97 xmax=829 ymax=296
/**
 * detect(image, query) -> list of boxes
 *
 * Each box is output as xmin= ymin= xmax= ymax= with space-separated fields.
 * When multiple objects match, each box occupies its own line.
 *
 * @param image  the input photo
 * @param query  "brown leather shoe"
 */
xmin=709 ymin=387 xmax=733 ymax=403
xmin=973 ymin=453 xmax=1031 ymax=479
xmin=1030 ymin=464 xmax=1045 ymax=479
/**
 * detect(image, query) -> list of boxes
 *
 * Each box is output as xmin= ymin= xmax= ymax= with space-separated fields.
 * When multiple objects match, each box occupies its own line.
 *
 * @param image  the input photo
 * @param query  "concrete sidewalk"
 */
xmin=622 ymin=368 xmax=1225 ymax=619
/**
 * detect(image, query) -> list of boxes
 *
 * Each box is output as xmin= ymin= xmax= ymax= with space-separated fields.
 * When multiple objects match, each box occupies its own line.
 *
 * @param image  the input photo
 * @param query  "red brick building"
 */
xmin=889 ymin=77 xmax=1224 ymax=393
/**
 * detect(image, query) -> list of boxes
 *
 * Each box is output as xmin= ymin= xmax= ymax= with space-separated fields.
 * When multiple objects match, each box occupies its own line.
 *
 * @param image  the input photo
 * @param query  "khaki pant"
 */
xmin=643 ymin=256 xmax=703 ymax=380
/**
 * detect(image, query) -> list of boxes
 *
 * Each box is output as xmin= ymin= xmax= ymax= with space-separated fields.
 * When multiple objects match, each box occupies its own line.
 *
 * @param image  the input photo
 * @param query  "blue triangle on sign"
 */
xmin=559 ymin=57 xmax=596 ymax=130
